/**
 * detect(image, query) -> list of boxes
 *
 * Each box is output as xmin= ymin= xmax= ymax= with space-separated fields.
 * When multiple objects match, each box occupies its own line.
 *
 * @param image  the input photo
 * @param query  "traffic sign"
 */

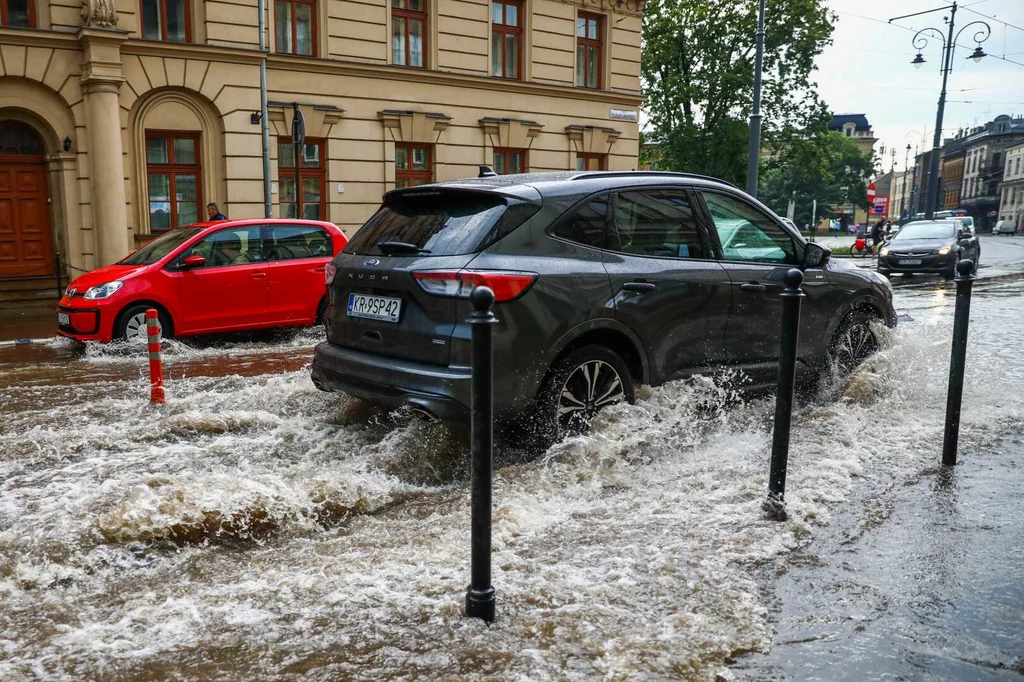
xmin=866 ymin=183 xmax=876 ymax=202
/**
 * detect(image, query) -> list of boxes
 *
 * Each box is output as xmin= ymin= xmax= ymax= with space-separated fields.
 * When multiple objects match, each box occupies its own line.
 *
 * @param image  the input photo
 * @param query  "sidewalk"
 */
xmin=0 ymin=303 xmax=58 ymax=343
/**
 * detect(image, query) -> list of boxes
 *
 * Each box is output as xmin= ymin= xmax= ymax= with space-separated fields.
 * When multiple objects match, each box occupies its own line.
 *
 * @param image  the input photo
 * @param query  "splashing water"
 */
xmin=1 ymin=279 xmax=1022 ymax=680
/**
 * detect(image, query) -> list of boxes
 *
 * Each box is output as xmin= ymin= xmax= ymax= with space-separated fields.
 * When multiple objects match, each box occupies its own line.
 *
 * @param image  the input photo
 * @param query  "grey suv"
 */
xmin=311 ymin=171 xmax=896 ymax=435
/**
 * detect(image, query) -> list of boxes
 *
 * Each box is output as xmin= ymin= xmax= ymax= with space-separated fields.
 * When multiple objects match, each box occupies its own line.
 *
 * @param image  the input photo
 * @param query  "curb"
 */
xmin=0 ymin=337 xmax=55 ymax=347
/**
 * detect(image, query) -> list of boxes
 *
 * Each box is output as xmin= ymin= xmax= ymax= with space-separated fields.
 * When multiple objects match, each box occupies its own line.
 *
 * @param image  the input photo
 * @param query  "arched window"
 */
xmin=0 ymin=120 xmax=44 ymax=155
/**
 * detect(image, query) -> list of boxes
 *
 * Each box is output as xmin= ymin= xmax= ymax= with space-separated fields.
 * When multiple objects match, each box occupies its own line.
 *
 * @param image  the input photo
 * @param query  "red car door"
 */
xmin=264 ymin=223 xmax=333 ymax=323
xmin=174 ymin=225 xmax=272 ymax=333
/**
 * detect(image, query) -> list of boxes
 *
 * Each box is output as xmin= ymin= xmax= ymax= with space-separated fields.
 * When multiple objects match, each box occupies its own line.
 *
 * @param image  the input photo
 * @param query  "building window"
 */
xmin=395 ymin=144 xmax=432 ymax=187
xmin=145 ymin=132 xmax=202 ymax=233
xmin=392 ymin=0 xmax=427 ymax=68
xmin=1 ymin=0 xmax=33 ymax=27
xmin=278 ymin=138 xmax=325 ymax=219
xmin=493 ymin=148 xmax=527 ymax=174
xmin=140 ymin=0 xmax=190 ymax=41
xmin=575 ymin=153 xmax=606 ymax=171
xmin=575 ymin=12 xmax=602 ymax=89
xmin=491 ymin=0 xmax=522 ymax=79
xmin=276 ymin=0 xmax=316 ymax=55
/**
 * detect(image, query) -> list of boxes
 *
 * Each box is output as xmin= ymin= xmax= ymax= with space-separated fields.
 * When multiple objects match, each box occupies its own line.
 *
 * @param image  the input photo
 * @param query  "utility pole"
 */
xmin=258 ymin=0 xmax=272 ymax=218
xmin=900 ymin=143 xmax=911 ymax=220
xmin=745 ymin=0 xmax=766 ymax=197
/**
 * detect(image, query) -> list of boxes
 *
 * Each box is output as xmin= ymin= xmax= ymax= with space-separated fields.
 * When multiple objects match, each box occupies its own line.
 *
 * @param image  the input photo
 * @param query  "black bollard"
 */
xmin=465 ymin=285 xmax=496 ymax=623
xmin=942 ymin=259 xmax=975 ymax=467
xmin=764 ymin=268 xmax=805 ymax=521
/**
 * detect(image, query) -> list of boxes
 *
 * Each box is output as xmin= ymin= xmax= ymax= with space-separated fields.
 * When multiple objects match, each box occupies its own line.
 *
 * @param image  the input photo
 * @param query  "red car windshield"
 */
xmin=119 ymin=227 xmax=205 ymax=265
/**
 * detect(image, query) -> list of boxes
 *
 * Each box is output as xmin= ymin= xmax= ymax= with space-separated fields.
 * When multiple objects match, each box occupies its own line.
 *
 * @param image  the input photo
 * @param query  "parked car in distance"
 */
xmin=311 ymin=171 xmax=896 ymax=439
xmin=57 ymin=219 xmax=347 ymax=342
xmin=992 ymin=220 xmax=1017 ymax=235
xmin=877 ymin=220 xmax=980 ymax=279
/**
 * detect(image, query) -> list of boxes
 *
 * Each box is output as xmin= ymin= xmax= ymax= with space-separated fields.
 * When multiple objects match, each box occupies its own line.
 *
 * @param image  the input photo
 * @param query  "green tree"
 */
xmin=642 ymin=0 xmax=836 ymax=186
xmin=759 ymin=129 xmax=874 ymax=228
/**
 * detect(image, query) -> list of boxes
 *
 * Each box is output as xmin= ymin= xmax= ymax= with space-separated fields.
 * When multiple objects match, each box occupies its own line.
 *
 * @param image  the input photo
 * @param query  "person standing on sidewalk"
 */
xmin=206 ymin=203 xmax=227 ymax=221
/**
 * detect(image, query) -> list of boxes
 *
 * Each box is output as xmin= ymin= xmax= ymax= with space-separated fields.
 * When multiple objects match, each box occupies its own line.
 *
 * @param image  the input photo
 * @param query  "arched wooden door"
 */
xmin=0 ymin=120 xmax=54 ymax=278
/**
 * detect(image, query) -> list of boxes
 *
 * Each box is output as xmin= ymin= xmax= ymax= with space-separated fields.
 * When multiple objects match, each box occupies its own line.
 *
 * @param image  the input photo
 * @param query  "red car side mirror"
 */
xmin=183 ymin=254 xmax=206 ymax=268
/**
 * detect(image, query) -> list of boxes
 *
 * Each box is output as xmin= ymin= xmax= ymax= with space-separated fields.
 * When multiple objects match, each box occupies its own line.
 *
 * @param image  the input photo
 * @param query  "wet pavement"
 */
xmin=1 ymin=235 xmax=1023 ymax=680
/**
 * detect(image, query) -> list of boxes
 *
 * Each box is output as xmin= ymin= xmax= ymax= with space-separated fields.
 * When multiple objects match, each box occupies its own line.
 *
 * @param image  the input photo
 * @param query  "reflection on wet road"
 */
xmin=1 ymin=267 xmax=1023 ymax=680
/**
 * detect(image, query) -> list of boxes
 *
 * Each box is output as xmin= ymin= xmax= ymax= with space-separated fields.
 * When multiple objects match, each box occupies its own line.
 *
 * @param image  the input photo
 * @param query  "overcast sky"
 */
xmin=818 ymin=0 xmax=1024 ymax=174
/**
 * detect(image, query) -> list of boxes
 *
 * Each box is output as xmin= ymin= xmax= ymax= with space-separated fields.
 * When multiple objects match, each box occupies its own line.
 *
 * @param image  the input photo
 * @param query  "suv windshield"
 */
xmin=344 ymin=191 xmax=537 ymax=256
xmin=894 ymin=222 xmax=955 ymax=240
xmin=120 ymin=227 xmax=204 ymax=265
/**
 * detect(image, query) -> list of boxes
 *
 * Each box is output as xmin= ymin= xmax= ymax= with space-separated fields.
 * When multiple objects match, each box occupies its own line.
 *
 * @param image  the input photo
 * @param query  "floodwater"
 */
xmin=1 ymin=272 xmax=1022 ymax=680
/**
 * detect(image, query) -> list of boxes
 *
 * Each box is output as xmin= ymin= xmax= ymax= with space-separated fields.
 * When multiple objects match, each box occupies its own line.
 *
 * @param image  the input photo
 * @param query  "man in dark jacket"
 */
xmin=871 ymin=219 xmax=885 ymax=254
xmin=206 ymin=203 xmax=227 ymax=221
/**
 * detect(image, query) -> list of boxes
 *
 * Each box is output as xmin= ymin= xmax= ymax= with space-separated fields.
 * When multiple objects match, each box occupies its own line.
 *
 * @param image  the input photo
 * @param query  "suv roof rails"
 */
xmin=570 ymin=170 xmax=737 ymax=189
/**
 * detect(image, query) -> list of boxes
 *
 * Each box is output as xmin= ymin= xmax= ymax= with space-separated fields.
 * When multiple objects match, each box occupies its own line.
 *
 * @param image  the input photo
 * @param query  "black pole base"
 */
xmin=465 ymin=585 xmax=495 ymax=623
xmin=762 ymin=492 xmax=788 ymax=522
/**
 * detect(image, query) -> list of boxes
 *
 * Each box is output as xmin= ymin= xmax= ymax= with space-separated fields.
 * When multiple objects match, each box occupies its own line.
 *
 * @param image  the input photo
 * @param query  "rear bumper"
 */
xmin=311 ymin=341 xmax=473 ymax=421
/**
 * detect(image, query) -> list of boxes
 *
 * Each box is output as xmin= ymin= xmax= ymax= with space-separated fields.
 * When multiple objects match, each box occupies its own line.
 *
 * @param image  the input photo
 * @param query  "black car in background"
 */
xmin=878 ymin=220 xmax=980 ymax=279
xmin=311 ymin=171 xmax=896 ymax=437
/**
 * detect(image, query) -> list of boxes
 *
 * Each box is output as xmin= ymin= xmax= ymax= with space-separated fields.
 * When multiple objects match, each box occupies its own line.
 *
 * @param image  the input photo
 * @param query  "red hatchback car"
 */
xmin=57 ymin=219 xmax=348 ymax=342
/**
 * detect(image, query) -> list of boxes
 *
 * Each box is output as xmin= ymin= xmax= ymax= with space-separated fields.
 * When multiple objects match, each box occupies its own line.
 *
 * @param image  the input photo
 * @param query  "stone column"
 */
xmin=78 ymin=28 xmax=130 ymax=266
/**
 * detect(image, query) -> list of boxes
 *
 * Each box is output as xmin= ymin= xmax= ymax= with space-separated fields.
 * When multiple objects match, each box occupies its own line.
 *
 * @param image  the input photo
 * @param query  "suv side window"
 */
xmin=609 ymin=189 xmax=709 ymax=259
xmin=551 ymin=193 xmax=609 ymax=248
xmin=700 ymin=191 xmax=797 ymax=264
xmin=266 ymin=224 xmax=331 ymax=261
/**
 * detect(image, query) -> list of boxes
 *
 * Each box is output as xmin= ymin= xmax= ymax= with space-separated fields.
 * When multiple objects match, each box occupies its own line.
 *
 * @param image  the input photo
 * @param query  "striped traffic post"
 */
xmin=146 ymin=308 xmax=165 ymax=405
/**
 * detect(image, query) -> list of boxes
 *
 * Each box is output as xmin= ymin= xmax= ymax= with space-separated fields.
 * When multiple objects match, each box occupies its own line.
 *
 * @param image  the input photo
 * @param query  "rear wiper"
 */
xmin=376 ymin=241 xmax=431 ymax=255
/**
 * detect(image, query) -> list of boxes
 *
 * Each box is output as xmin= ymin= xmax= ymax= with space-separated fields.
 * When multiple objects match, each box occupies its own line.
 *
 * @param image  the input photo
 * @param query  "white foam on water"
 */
xmin=1 ymin=283 xmax=1022 ymax=679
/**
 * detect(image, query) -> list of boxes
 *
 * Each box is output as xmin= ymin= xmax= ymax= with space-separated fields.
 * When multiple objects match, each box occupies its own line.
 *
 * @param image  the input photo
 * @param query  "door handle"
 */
xmin=739 ymin=282 xmax=765 ymax=292
xmin=621 ymin=282 xmax=657 ymax=293
xmin=251 ymin=272 xmax=267 ymax=279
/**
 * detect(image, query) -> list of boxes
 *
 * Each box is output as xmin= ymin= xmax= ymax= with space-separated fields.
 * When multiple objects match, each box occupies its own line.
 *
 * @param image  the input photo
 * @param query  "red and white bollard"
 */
xmin=146 ymin=308 xmax=165 ymax=405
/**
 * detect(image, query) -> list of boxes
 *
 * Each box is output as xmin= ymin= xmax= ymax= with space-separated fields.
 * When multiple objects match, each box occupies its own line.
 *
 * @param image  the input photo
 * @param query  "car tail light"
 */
xmin=325 ymin=262 xmax=338 ymax=285
xmin=412 ymin=270 xmax=538 ymax=302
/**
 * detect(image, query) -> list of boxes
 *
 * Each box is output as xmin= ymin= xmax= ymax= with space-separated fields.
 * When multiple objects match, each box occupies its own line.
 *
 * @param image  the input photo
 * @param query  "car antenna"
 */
xmin=478 ymin=165 xmax=498 ymax=178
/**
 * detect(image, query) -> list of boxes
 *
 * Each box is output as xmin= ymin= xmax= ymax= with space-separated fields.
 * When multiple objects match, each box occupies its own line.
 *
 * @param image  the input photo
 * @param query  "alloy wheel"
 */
xmin=558 ymin=360 xmax=626 ymax=434
xmin=124 ymin=312 xmax=158 ymax=342
xmin=832 ymin=321 xmax=876 ymax=374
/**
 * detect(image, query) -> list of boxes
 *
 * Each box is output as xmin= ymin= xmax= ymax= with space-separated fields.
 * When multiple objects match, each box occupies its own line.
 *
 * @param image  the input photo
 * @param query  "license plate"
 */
xmin=347 ymin=293 xmax=401 ymax=323
xmin=57 ymin=312 xmax=70 ymax=326
xmin=898 ymin=259 xmax=922 ymax=265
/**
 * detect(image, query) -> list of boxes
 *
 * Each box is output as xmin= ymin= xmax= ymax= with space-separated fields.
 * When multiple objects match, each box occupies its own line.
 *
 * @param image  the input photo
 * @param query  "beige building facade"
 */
xmin=0 ymin=0 xmax=642 ymax=282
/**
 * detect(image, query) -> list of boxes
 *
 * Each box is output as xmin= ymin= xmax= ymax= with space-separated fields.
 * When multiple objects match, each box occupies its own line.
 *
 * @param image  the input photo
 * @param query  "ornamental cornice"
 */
xmin=556 ymin=0 xmax=646 ymax=17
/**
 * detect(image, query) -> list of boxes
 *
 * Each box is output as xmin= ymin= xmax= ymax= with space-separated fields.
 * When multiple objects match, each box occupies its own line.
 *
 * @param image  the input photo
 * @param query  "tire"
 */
xmin=315 ymin=296 xmax=328 ymax=326
xmin=535 ymin=345 xmax=636 ymax=442
xmin=114 ymin=304 xmax=171 ymax=342
xmin=825 ymin=310 xmax=881 ymax=377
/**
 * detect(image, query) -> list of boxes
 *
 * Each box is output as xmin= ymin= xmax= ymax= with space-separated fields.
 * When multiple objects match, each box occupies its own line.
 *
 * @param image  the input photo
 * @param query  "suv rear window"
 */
xmin=344 ymin=190 xmax=538 ymax=256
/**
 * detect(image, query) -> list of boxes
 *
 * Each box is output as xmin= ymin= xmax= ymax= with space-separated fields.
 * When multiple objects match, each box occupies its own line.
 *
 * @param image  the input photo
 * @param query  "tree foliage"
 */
xmin=759 ymin=129 xmax=874 ymax=227
xmin=641 ymin=0 xmax=836 ymax=186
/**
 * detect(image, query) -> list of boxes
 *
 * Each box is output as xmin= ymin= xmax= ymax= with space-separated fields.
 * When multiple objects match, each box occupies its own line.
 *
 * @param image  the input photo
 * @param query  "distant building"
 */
xmin=999 ymin=142 xmax=1024 ymax=226
xmin=828 ymin=114 xmax=877 ymax=226
xmin=941 ymin=135 xmax=966 ymax=210
xmin=961 ymin=115 xmax=1024 ymax=230
xmin=889 ymin=170 xmax=909 ymax=220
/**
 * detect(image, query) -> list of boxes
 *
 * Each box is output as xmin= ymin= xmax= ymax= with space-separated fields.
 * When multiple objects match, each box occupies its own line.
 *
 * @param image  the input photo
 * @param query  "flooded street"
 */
xmin=2 ymin=237 xmax=1024 ymax=680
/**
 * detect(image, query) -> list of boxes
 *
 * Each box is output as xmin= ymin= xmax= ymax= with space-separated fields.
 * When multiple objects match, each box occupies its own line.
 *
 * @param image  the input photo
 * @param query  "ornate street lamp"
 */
xmin=890 ymin=1 xmax=990 ymax=219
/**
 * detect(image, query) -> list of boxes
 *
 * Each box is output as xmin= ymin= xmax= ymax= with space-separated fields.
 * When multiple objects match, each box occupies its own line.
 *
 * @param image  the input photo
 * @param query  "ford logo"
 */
xmin=364 ymin=259 xmax=381 ymax=266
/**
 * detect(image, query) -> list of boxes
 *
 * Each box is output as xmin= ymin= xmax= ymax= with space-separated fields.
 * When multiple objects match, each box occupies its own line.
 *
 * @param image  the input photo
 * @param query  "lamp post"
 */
xmin=900 ymin=143 xmax=911 ymax=220
xmin=890 ymin=2 xmax=990 ymax=219
xmin=745 ymin=0 xmax=766 ymax=197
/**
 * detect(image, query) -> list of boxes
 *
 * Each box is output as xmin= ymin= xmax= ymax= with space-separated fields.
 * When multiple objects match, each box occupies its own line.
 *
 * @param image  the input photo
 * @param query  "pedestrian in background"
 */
xmin=871 ymin=219 xmax=885 ymax=254
xmin=207 ymin=203 xmax=227 ymax=221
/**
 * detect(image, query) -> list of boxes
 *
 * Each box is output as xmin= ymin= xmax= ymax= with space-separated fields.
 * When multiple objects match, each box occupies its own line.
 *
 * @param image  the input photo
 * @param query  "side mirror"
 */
xmin=803 ymin=242 xmax=830 ymax=269
xmin=182 ymin=254 xmax=206 ymax=268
